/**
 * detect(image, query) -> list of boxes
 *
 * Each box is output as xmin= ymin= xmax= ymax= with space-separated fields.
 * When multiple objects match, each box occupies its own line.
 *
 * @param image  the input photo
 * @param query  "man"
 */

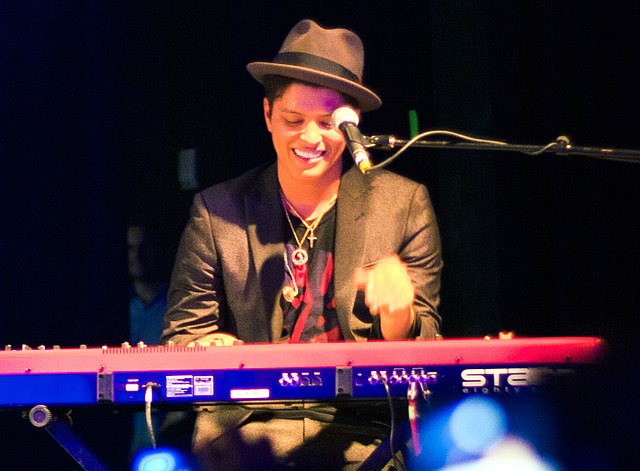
xmin=128 ymin=223 xmax=170 ymax=346
xmin=127 ymin=223 xmax=171 ymax=457
xmin=162 ymin=19 xmax=442 ymax=470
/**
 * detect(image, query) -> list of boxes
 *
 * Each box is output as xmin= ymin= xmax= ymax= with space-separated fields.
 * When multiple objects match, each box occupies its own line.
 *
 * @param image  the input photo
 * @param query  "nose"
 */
xmin=300 ymin=121 xmax=322 ymax=145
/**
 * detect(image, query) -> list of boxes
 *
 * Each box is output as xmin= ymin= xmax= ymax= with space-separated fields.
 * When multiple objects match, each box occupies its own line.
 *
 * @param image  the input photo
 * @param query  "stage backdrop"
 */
xmin=1 ymin=2 xmax=639 ymax=468
xmin=3 ymin=2 xmax=638 ymax=347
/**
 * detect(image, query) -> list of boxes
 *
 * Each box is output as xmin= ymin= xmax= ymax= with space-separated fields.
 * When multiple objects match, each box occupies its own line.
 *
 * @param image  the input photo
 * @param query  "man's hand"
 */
xmin=354 ymin=255 xmax=415 ymax=339
xmin=187 ymin=332 xmax=240 ymax=347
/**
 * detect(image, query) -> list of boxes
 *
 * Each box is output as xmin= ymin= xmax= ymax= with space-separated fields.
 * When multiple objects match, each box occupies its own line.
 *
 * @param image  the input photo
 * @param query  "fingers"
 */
xmin=354 ymin=255 xmax=414 ymax=316
xmin=188 ymin=332 xmax=240 ymax=347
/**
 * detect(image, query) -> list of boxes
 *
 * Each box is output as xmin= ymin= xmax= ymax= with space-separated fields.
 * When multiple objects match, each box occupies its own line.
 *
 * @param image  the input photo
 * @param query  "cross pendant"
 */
xmin=307 ymin=231 xmax=317 ymax=248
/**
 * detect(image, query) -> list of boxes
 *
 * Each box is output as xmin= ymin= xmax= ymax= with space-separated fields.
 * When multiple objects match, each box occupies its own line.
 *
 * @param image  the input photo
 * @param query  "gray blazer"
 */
xmin=161 ymin=162 xmax=442 ymax=345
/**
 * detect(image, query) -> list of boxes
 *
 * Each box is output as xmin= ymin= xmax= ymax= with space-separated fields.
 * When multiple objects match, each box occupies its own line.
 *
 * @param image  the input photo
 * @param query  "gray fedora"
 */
xmin=247 ymin=19 xmax=381 ymax=111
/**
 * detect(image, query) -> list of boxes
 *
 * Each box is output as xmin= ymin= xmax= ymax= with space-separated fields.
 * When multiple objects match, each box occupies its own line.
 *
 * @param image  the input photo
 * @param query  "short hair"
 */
xmin=262 ymin=75 xmax=359 ymax=118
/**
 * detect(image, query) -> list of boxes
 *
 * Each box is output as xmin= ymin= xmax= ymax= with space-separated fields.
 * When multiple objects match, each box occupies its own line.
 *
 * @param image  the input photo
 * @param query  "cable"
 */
xmin=521 ymin=135 xmax=570 ymax=156
xmin=368 ymin=130 xmax=508 ymax=171
xmin=381 ymin=378 xmax=405 ymax=471
xmin=143 ymin=382 xmax=160 ymax=449
xmin=407 ymin=381 xmax=421 ymax=457
xmin=369 ymin=131 xmax=640 ymax=165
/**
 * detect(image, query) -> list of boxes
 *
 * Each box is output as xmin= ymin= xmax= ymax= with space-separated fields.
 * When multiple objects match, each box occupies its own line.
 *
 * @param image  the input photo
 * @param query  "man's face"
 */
xmin=127 ymin=225 xmax=146 ymax=279
xmin=264 ymin=82 xmax=357 ymax=184
xmin=127 ymin=226 xmax=166 ymax=281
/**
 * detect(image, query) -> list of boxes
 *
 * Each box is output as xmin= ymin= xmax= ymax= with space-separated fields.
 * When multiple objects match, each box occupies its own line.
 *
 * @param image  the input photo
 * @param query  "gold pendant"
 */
xmin=307 ymin=231 xmax=317 ymax=248
xmin=282 ymin=285 xmax=297 ymax=303
xmin=291 ymin=247 xmax=308 ymax=265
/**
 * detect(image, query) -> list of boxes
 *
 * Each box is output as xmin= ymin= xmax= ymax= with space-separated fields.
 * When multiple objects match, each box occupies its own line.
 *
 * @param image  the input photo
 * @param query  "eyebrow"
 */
xmin=280 ymin=107 xmax=332 ymax=119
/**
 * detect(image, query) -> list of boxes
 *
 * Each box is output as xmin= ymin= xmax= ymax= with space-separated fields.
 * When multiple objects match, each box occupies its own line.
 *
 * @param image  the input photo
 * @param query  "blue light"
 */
xmin=410 ymin=397 xmax=511 ymax=469
xmin=132 ymin=448 xmax=189 ymax=471
xmin=449 ymin=396 xmax=508 ymax=455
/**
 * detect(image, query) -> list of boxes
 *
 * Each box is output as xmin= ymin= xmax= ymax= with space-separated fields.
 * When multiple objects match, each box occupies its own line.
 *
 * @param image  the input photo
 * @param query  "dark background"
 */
xmin=1 ymin=1 xmax=639 ymax=469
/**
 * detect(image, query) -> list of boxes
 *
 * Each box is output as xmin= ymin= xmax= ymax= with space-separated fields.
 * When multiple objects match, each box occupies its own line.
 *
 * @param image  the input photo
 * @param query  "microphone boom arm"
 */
xmin=365 ymin=131 xmax=640 ymax=168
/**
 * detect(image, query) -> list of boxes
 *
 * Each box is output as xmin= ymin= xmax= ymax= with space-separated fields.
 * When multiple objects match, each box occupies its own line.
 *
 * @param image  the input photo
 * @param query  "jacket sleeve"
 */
xmin=161 ymin=194 xmax=226 ymax=345
xmin=368 ymin=182 xmax=442 ymax=340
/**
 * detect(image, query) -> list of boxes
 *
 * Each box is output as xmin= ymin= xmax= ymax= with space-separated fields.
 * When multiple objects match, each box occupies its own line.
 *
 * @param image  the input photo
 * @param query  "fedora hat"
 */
xmin=247 ymin=19 xmax=381 ymax=111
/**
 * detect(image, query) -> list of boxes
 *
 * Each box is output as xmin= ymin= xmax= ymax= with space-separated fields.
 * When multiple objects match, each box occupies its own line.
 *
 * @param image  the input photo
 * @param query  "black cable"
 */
xmin=367 ymin=130 xmax=640 ymax=166
xmin=367 ymin=130 xmax=508 ymax=171
xmin=382 ymin=378 xmax=405 ymax=471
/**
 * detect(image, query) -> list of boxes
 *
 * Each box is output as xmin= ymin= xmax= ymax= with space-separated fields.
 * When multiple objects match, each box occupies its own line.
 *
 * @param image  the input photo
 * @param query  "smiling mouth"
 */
xmin=294 ymin=148 xmax=326 ymax=161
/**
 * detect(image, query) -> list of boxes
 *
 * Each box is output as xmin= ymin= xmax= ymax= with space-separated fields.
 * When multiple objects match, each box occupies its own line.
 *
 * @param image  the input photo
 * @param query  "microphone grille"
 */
xmin=331 ymin=106 xmax=359 ymax=130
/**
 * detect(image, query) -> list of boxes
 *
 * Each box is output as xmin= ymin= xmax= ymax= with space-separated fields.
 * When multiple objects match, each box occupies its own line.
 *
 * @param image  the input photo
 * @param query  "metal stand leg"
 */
xmin=28 ymin=405 xmax=110 ymax=471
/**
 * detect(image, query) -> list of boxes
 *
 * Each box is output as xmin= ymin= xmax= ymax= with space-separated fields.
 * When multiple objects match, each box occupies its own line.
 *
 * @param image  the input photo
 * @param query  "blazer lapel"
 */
xmin=334 ymin=167 xmax=370 ymax=339
xmin=244 ymin=164 xmax=286 ymax=341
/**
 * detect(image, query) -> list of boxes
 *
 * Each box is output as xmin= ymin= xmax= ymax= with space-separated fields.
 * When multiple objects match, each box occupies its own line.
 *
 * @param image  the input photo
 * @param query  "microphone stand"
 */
xmin=364 ymin=131 xmax=640 ymax=169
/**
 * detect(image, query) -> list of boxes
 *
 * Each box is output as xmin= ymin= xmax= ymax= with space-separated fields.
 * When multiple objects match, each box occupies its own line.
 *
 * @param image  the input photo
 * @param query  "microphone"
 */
xmin=331 ymin=106 xmax=372 ymax=174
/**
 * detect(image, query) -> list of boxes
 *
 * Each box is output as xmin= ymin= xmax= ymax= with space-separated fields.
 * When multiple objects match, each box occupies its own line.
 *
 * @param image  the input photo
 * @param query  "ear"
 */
xmin=263 ymin=97 xmax=273 ymax=132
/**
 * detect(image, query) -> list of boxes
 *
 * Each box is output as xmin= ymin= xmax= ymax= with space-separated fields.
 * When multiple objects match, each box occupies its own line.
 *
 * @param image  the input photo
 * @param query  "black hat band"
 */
xmin=273 ymin=52 xmax=360 ymax=84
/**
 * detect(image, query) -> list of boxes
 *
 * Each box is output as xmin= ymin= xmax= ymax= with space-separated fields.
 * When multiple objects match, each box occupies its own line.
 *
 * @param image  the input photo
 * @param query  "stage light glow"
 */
xmin=440 ymin=436 xmax=559 ymax=471
xmin=134 ymin=451 xmax=175 ymax=471
xmin=448 ymin=396 xmax=507 ymax=455
xmin=132 ymin=448 xmax=193 ymax=471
